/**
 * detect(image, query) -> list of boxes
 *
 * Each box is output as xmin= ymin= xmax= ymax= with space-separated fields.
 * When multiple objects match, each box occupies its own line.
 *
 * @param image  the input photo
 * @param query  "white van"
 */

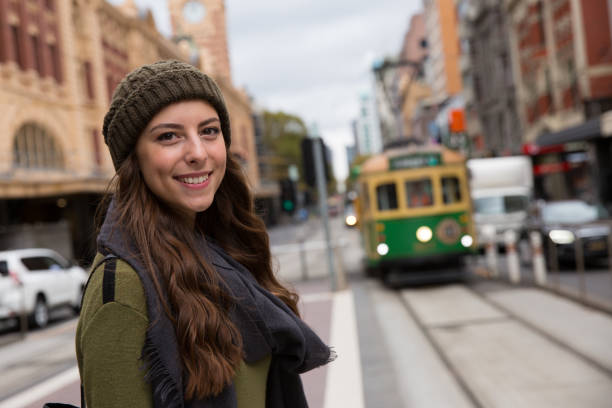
xmin=0 ymin=248 xmax=88 ymax=328
xmin=467 ymin=156 xmax=534 ymax=248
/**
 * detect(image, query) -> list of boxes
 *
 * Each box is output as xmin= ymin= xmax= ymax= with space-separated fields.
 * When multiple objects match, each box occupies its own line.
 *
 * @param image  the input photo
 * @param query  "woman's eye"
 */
xmin=156 ymin=132 xmax=176 ymax=142
xmin=201 ymin=127 xmax=220 ymax=137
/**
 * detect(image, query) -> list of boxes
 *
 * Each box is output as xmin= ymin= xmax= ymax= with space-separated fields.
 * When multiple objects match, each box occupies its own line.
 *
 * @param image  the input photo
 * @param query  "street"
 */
xmin=1 ymin=215 xmax=612 ymax=408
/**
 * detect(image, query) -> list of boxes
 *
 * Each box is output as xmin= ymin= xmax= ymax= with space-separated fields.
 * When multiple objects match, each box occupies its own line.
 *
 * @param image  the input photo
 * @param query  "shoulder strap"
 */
xmin=81 ymin=253 xmax=118 ymax=309
xmin=73 ymin=253 xmax=119 ymax=408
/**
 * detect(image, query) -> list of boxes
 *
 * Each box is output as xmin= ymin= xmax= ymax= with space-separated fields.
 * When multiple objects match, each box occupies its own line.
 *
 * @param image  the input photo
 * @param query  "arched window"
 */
xmin=13 ymin=122 xmax=64 ymax=170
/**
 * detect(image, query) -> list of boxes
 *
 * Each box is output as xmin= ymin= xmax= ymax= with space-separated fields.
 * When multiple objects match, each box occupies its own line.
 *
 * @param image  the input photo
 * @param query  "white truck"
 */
xmin=467 ymin=156 xmax=534 ymax=248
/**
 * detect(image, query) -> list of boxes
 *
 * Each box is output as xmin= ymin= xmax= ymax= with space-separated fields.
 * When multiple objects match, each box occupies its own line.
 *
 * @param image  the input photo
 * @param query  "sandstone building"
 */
xmin=0 ymin=0 xmax=259 ymax=263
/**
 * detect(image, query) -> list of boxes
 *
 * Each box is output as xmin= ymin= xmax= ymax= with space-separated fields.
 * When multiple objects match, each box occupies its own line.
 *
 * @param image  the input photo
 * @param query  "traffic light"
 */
xmin=279 ymin=178 xmax=297 ymax=213
xmin=301 ymin=137 xmax=331 ymax=187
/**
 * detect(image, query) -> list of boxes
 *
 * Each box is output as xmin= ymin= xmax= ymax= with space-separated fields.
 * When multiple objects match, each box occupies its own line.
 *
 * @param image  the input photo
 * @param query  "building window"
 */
xmin=11 ymin=25 xmax=25 ymax=70
xmin=0 ymin=25 xmax=5 ymax=63
xmin=13 ymin=122 xmax=64 ymax=170
xmin=49 ymin=43 xmax=62 ymax=83
xmin=31 ymin=35 xmax=42 ymax=76
xmin=83 ymin=61 xmax=95 ymax=99
xmin=92 ymin=129 xmax=102 ymax=167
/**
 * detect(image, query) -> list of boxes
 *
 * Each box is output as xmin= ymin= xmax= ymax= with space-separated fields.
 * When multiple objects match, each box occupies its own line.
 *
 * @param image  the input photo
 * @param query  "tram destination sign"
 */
xmin=389 ymin=152 xmax=441 ymax=170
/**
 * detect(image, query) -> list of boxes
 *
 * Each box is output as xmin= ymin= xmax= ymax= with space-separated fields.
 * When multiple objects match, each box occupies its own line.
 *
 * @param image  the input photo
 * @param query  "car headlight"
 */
xmin=460 ymin=234 xmax=473 ymax=247
xmin=416 ymin=226 xmax=433 ymax=243
xmin=549 ymin=229 xmax=575 ymax=244
xmin=377 ymin=243 xmax=389 ymax=256
xmin=345 ymin=215 xmax=357 ymax=226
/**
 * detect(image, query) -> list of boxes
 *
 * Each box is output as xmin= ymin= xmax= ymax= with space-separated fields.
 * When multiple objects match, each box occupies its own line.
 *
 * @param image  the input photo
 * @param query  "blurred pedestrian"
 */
xmin=76 ymin=60 xmax=333 ymax=408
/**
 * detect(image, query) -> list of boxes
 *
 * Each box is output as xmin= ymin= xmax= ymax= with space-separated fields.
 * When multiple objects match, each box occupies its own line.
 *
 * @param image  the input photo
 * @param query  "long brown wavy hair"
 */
xmin=99 ymin=151 xmax=299 ymax=400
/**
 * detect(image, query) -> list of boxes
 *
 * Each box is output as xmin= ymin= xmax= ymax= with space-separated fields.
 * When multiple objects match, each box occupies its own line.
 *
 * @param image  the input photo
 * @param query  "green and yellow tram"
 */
xmin=355 ymin=144 xmax=475 ymax=284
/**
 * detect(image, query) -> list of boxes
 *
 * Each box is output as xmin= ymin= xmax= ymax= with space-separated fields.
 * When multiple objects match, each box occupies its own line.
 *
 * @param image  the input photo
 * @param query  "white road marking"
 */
xmin=300 ymin=291 xmax=333 ymax=303
xmin=0 ymin=366 xmax=79 ymax=408
xmin=323 ymin=289 xmax=364 ymax=408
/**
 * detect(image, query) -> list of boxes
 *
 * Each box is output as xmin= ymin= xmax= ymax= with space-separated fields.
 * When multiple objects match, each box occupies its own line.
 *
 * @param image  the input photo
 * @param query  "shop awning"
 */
xmin=536 ymin=117 xmax=601 ymax=146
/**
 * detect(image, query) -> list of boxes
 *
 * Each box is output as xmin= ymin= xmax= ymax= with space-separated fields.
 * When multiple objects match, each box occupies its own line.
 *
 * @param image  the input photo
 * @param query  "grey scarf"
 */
xmin=97 ymin=200 xmax=334 ymax=408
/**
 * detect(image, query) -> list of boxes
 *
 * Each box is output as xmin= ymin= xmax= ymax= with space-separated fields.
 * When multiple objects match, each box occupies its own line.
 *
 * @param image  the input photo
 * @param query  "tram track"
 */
xmin=390 ymin=274 xmax=612 ymax=408
xmin=396 ymin=284 xmax=484 ymax=408
xmin=465 ymin=278 xmax=612 ymax=380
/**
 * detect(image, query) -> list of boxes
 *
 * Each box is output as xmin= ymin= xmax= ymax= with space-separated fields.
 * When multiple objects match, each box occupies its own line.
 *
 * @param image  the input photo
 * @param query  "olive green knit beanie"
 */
xmin=102 ymin=60 xmax=231 ymax=170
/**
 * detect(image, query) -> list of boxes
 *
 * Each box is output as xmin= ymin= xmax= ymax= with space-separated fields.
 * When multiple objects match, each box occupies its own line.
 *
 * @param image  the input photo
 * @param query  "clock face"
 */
xmin=183 ymin=0 xmax=206 ymax=24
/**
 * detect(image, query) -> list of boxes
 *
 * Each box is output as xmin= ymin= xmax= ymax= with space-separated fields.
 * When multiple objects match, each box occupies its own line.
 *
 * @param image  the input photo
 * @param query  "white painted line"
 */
xmin=0 ymin=366 xmax=79 ymax=408
xmin=323 ymin=289 xmax=364 ymax=408
xmin=271 ymin=238 xmax=348 ymax=254
xmin=300 ymin=292 xmax=333 ymax=303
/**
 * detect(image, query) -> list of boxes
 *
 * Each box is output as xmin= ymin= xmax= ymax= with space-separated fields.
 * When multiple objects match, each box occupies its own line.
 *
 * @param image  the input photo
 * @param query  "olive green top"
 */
xmin=76 ymin=256 xmax=270 ymax=408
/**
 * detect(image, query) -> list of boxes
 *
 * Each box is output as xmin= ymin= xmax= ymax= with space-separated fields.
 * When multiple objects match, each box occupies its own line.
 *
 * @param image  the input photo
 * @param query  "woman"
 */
xmin=76 ymin=60 xmax=333 ymax=408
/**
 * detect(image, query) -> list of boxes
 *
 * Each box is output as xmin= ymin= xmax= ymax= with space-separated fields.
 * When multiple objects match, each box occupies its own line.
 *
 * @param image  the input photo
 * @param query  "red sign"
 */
xmin=449 ymin=109 xmax=465 ymax=133
xmin=533 ymin=162 xmax=570 ymax=175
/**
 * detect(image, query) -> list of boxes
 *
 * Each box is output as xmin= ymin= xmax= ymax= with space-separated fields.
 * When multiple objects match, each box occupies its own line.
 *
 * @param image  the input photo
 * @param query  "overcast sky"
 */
xmin=108 ymin=0 xmax=422 ymax=181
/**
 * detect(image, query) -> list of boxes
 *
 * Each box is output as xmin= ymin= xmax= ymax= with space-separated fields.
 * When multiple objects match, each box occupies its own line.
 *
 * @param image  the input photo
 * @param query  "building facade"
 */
xmin=423 ymin=0 xmax=463 ymax=102
xmin=397 ymin=13 xmax=432 ymax=143
xmin=0 ymin=0 xmax=259 ymax=263
xmin=458 ymin=0 xmax=521 ymax=156
xmin=504 ymin=0 xmax=612 ymax=206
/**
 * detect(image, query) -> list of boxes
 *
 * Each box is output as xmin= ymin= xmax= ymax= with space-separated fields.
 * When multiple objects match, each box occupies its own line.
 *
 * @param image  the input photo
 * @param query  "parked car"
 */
xmin=0 ymin=248 xmax=89 ymax=328
xmin=530 ymin=200 xmax=611 ymax=265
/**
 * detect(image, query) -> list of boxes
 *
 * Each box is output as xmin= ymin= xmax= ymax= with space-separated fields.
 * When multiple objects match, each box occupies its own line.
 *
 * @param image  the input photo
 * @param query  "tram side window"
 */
xmin=361 ymin=182 xmax=370 ymax=212
xmin=405 ymin=178 xmax=433 ymax=208
xmin=441 ymin=176 xmax=462 ymax=204
xmin=376 ymin=183 xmax=398 ymax=211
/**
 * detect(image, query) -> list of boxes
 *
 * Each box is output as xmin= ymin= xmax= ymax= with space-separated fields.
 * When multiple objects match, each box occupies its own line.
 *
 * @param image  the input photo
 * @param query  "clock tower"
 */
xmin=168 ymin=0 xmax=233 ymax=84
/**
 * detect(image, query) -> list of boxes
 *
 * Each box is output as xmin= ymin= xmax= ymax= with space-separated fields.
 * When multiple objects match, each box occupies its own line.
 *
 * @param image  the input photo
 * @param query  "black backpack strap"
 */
xmin=73 ymin=253 xmax=118 ymax=408
xmin=101 ymin=257 xmax=117 ymax=304
xmin=81 ymin=253 xmax=118 ymax=309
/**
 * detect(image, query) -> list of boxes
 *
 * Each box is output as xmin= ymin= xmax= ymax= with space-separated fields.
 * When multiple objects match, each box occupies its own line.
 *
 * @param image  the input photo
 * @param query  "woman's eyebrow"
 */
xmin=199 ymin=118 xmax=220 ymax=126
xmin=149 ymin=117 xmax=220 ymax=133
xmin=149 ymin=123 xmax=182 ymax=133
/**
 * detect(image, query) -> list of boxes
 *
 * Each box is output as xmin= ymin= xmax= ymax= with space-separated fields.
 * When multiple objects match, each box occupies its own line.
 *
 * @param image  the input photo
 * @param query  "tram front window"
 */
xmin=376 ymin=183 xmax=398 ymax=211
xmin=441 ymin=176 xmax=462 ymax=204
xmin=405 ymin=179 xmax=433 ymax=208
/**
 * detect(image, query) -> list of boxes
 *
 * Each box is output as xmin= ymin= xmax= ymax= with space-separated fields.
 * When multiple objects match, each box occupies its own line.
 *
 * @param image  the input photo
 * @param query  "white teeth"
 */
xmin=180 ymin=175 xmax=208 ymax=184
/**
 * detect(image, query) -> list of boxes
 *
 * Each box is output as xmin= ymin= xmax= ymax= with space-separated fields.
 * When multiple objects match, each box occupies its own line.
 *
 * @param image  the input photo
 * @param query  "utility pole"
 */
xmin=311 ymin=136 xmax=338 ymax=291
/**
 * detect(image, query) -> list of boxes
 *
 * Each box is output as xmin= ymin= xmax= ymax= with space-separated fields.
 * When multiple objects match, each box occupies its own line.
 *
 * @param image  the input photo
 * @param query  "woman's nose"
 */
xmin=185 ymin=134 xmax=208 ymax=164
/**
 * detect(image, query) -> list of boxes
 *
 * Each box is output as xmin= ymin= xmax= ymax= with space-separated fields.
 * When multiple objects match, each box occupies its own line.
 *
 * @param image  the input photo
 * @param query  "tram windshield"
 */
xmin=405 ymin=179 xmax=433 ymax=208
xmin=376 ymin=183 xmax=398 ymax=211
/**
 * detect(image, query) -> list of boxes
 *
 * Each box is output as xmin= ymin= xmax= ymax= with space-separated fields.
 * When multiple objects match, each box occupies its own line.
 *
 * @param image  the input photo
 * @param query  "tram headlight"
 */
xmin=376 ymin=243 xmax=389 ymax=256
xmin=345 ymin=215 xmax=357 ymax=226
xmin=416 ymin=226 xmax=433 ymax=243
xmin=461 ymin=234 xmax=473 ymax=248
xmin=549 ymin=229 xmax=575 ymax=244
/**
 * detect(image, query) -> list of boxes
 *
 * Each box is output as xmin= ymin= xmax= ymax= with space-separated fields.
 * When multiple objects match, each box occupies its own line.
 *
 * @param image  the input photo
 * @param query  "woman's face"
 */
xmin=136 ymin=100 xmax=227 ymax=220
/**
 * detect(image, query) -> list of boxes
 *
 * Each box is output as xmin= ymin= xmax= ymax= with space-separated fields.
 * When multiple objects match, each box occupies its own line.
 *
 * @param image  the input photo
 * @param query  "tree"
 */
xmin=261 ymin=111 xmax=308 ymax=182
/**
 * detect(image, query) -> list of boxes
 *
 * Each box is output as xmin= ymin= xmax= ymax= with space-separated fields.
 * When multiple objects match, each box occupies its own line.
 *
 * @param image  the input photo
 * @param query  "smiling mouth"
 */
xmin=177 ymin=174 xmax=210 ymax=184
